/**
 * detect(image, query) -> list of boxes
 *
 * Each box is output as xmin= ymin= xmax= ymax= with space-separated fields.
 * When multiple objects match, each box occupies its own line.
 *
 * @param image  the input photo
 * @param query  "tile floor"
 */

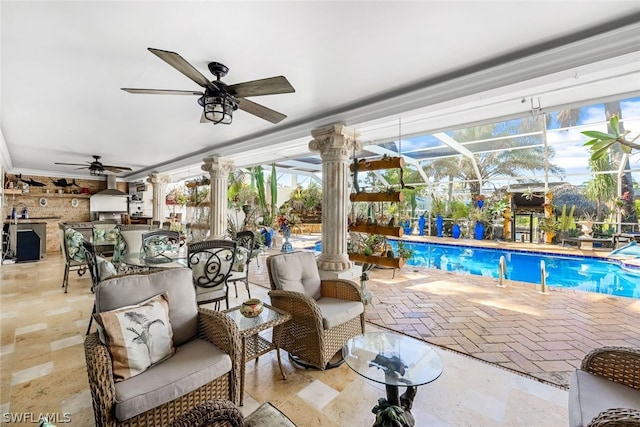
xmin=0 ymin=249 xmax=573 ymax=427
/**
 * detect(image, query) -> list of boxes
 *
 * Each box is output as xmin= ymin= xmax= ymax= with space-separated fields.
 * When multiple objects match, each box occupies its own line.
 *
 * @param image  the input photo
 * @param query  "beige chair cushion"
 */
xmin=114 ymin=338 xmax=232 ymax=422
xmin=569 ymin=369 xmax=640 ymax=427
xmin=195 ymin=285 xmax=227 ymax=304
xmin=316 ymin=297 xmax=365 ymax=330
xmin=95 ymin=268 xmax=198 ymax=346
xmin=119 ymin=229 xmax=146 ymax=254
xmin=94 ymin=293 xmax=175 ymax=381
xmin=269 ymin=251 xmax=321 ymax=300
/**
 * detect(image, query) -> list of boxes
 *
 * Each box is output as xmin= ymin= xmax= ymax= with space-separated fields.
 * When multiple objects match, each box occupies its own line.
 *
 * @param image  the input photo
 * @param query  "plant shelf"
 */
xmin=349 ymin=192 xmax=404 ymax=203
xmin=348 ymin=253 xmax=405 ymax=269
xmin=348 ymin=224 xmax=404 ymax=237
xmin=350 ymin=157 xmax=404 ymax=172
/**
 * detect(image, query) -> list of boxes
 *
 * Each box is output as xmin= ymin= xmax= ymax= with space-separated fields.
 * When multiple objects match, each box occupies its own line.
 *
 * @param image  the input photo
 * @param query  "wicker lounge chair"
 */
xmin=84 ymin=268 xmax=241 ymax=426
xmin=569 ymin=346 xmax=640 ymax=427
xmin=266 ymin=251 xmax=365 ymax=370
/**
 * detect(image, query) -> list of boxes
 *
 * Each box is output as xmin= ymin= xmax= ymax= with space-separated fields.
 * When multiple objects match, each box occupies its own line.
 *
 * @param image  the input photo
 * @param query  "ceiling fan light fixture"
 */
xmin=199 ymin=89 xmax=238 ymax=124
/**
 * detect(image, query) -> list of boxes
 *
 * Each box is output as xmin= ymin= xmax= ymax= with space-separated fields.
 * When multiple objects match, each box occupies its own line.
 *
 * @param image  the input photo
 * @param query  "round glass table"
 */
xmin=342 ymin=332 xmax=443 ymax=426
xmin=120 ymin=250 xmax=188 ymax=269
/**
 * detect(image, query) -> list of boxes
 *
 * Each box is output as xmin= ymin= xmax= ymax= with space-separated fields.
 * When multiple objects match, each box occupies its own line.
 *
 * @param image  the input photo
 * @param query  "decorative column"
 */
xmin=309 ymin=124 xmax=362 ymax=273
xmin=202 ymin=156 xmax=234 ymax=239
xmin=148 ymin=173 xmax=171 ymax=223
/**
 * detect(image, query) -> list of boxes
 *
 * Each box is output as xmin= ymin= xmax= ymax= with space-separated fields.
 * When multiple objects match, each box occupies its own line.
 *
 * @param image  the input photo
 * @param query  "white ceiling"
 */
xmin=2 ymin=1 xmax=640 ymax=184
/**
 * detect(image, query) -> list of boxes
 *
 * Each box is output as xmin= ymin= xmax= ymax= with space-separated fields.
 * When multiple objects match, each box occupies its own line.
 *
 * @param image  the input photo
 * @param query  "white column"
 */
xmin=309 ymin=124 xmax=362 ymax=272
xmin=148 ymin=173 xmax=171 ymax=223
xmin=202 ymin=156 xmax=235 ymax=239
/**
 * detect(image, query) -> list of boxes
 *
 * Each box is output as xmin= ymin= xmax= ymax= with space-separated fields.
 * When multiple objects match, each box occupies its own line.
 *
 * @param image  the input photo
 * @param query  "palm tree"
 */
xmin=584 ymin=154 xmax=615 ymax=220
xmin=417 ymin=120 xmax=564 ymax=219
xmin=556 ymin=100 xmax=637 ymax=225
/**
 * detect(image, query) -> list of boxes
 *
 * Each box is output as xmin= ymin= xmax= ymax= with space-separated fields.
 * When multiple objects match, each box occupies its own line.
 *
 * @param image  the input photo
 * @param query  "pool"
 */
xmin=390 ymin=241 xmax=640 ymax=299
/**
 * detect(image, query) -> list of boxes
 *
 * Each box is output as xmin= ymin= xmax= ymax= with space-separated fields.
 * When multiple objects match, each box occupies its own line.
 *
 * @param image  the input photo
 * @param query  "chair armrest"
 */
xmin=320 ymin=279 xmax=363 ymax=302
xmin=168 ymin=399 xmax=244 ymax=427
xmin=197 ymin=308 xmax=242 ymax=405
xmin=268 ymin=289 xmax=324 ymax=325
xmin=588 ymin=408 xmax=640 ymax=427
xmin=581 ymin=347 xmax=640 ymax=390
xmin=84 ymin=333 xmax=117 ymax=427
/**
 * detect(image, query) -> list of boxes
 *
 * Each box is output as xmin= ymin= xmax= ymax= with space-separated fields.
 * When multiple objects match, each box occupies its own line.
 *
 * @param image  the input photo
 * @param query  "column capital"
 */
xmin=308 ymin=124 xmax=362 ymax=157
xmin=201 ymin=156 xmax=235 ymax=178
xmin=148 ymin=172 xmax=171 ymax=185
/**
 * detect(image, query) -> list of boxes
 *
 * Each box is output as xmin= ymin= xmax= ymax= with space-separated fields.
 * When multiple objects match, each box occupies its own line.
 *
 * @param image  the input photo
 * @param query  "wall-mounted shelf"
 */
xmin=8 ymin=193 xmax=92 ymax=199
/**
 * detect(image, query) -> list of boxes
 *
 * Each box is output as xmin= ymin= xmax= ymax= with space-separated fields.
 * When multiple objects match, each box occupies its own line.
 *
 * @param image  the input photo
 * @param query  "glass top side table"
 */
xmin=224 ymin=303 xmax=291 ymax=406
xmin=342 ymin=332 xmax=443 ymax=426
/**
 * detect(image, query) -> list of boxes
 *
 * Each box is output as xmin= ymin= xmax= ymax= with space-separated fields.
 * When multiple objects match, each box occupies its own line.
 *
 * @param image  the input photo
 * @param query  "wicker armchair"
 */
xmin=85 ymin=268 xmax=242 ymax=427
xmin=569 ymin=347 xmax=640 ymax=427
xmin=168 ymin=400 xmax=243 ymax=427
xmin=266 ymin=251 xmax=365 ymax=370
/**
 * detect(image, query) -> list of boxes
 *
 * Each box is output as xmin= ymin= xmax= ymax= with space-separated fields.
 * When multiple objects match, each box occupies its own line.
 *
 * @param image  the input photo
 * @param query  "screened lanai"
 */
xmin=228 ymin=94 xmax=638 ymax=245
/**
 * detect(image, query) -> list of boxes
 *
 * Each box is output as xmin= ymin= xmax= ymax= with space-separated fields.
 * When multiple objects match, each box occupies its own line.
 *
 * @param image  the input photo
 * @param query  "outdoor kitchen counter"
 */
xmin=5 ymin=218 xmax=62 ymax=254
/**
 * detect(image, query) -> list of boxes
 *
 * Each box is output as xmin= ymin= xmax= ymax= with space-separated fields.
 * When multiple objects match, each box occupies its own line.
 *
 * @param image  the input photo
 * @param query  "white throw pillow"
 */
xmin=93 ymin=293 xmax=175 ymax=381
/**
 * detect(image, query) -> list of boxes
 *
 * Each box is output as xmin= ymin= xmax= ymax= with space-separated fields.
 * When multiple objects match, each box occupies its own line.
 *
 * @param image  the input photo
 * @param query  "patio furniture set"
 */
xmin=78 ymin=229 xmax=638 ymax=426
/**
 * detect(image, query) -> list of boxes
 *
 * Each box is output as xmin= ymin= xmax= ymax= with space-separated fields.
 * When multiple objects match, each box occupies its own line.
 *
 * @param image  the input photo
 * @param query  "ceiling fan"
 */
xmin=122 ymin=48 xmax=295 ymax=124
xmin=55 ymin=155 xmax=133 ymax=175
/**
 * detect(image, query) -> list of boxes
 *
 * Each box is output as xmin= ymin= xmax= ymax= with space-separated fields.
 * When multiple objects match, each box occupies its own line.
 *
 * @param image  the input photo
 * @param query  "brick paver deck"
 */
xmin=364 ymin=266 xmax=640 ymax=388
xmin=250 ymin=238 xmax=640 ymax=389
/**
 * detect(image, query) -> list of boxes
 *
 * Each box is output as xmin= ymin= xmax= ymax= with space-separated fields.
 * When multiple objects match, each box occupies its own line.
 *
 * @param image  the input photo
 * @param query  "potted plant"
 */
xmin=539 ymin=217 xmax=558 ymax=244
xmin=450 ymin=201 xmax=471 ymax=239
xmin=430 ymin=195 xmax=446 ymax=237
xmin=396 ymin=241 xmax=414 ymax=261
xmin=469 ymin=207 xmax=490 ymax=240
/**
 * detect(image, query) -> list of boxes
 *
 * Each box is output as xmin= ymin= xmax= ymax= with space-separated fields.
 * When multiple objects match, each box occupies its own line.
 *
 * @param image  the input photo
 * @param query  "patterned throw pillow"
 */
xmin=96 ymin=256 xmax=117 ymax=280
xmin=65 ymin=228 xmax=85 ymax=262
xmin=93 ymin=228 xmax=105 ymax=242
xmin=94 ymin=293 xmax=175 ymax=381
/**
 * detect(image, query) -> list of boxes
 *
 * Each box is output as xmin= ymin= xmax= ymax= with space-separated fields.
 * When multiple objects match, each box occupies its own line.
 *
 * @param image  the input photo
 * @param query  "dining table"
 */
xmin=120 ymin=249 xmax=188 ymax=269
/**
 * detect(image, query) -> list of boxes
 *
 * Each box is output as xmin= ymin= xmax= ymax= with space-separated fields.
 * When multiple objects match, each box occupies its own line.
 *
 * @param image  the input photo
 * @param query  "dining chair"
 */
xmin=117 ymin=224 xmax=152 ymax=253
xmin=82 ymin=239 xmax=117 ymax=335
xmin=58 ymin=223 xmax=87 ymax=293
xmin=188 ymin=240 xmax=237 ymax=310
xmin=141 ymin=230 xmax=181 ymax=256
xmin=227 ymin=230 xmax=256 ymax=298
xmin=120 ymin=213 xmax=131 ymax=225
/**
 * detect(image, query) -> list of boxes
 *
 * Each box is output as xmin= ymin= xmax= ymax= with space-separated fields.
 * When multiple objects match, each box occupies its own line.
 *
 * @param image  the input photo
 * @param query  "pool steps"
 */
xmin=497 ymin=255 xmax=507 ymax=288
xmin=539 ymin=260 xmax=549 ymax=295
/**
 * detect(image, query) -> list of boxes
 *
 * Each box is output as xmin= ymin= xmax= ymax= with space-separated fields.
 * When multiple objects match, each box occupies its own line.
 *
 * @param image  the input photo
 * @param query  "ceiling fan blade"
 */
xmin=121 ymin=88 xmax=203 ymax=96
xmin=237 ymin=98 xmax=287 ymax=124
xmin=228 ymin=76 xmax=295 ymax=98
xmin=148 ymin=48 xmax=218 ymax=91
xmin=102 ymin=166 xmax=131 ymax=173
xmin=103 ymin=165 xmax=133 ymax=171
xmin=55 ymin=162 xmax=89 ymax=166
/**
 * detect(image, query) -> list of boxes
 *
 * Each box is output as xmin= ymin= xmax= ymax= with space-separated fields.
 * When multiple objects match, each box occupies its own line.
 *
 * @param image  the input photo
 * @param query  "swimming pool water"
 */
xmin=390 ymin=241 xmax=640 ymax=299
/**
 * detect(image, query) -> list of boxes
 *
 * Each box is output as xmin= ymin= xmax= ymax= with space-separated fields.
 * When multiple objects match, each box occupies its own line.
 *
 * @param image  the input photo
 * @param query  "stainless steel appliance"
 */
xmin=90 ymin=175 xmax=128 ymax=221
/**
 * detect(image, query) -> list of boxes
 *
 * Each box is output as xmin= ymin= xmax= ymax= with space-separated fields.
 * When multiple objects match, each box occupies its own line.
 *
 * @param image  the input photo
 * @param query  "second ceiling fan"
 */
xmin=122 ymin=48 xmax=295 ymax=125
